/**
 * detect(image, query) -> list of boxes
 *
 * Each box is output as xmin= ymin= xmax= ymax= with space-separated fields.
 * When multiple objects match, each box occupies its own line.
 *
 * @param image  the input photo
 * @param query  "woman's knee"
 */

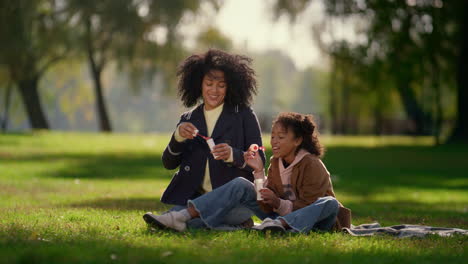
xmin=231 ymin=177 xmax=253 ymax=186
xmin=230 ymin=177 xmax=255 ymax=191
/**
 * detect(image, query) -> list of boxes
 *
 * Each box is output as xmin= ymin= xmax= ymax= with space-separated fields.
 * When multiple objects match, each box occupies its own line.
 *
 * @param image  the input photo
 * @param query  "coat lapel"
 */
xmin=211 ymin=104 xmax=234 ymax=141
xmin=189 ymin=105 xmax=208 ymax=138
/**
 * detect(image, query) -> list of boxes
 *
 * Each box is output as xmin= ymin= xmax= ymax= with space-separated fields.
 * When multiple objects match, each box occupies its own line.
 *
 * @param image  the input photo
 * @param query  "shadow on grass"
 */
xmin=3 ymin=152 xmax=174 ymax=180
xmin=323 ymin=145 xmax=468 ymax=196
xmin=0 ymin=224 xmax=466 ymax=264
xmin=346 ymin=200 xmax=468 ymax=228
xmin=69 ymin=197 xmax=171 ymax=212
xmin=67 ymin=197 xmax=468 ymax=228
xmin=3 ymin=143 xmax=468 ymax=197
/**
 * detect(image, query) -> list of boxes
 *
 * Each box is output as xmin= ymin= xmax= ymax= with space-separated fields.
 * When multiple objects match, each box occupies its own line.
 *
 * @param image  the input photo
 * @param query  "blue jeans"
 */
xmin=188 ymin=177 xmax=339 ymax=233
xmin=168 ymin=200 xmax=253 ymax=230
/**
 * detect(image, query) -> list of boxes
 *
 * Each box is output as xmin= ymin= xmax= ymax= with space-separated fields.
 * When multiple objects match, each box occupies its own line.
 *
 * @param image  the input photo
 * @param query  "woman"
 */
xmin=157 ymin=49 xmax=266 ymax=228
xmin=144 ymin=112 xmax=351 ymax=233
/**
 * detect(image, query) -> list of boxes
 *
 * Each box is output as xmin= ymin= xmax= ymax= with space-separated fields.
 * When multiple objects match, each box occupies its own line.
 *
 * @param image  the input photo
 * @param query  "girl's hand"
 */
xmin=243 ymin=144 xmax=264 ymax=172
xmin=260 ymin=188 xmax=280 ymax=209
xmin=178 ymin=122 xmax=198 ymax=139
xmin=212 ymin=143 xmax=232 ymax=160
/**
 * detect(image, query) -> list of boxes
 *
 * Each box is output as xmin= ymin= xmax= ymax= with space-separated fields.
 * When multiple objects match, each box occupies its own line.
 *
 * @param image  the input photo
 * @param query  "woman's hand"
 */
xmin=178 ymin=122 xmax=198 ymax=140
xmin=212 ymin=143 xmax=232 ymax=160
xmin=260 ymin=188 xmax=280 ymax=209
xmin=243 ymin=145 xmax=264 ymax=172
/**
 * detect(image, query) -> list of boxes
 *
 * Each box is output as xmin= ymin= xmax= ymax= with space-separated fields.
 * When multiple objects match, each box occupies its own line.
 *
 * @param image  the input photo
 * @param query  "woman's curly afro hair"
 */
xmin=176 ymin=49 xmax=258 ymax=108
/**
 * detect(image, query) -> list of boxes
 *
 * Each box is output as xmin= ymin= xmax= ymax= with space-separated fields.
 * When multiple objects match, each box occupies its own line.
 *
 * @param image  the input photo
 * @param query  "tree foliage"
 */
xmin=273 ymin=0 xmax=467 ymax=142
xmin=65 ymin=0 xmax=209 ymax=132
xmin=0 ymin=0 xmax=220 ymax=132
xmin=0 ymin=0 xmax=73 ymax=129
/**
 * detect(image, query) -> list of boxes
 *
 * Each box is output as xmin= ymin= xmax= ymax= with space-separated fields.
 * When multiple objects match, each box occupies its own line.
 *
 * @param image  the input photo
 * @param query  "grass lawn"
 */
xmin=0 ymin=132 xmax=467 ymax=263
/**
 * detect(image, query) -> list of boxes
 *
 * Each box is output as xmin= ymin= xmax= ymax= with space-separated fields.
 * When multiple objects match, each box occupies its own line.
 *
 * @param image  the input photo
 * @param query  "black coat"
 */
xmin=161 ymin=104 xmax=266 ymax=205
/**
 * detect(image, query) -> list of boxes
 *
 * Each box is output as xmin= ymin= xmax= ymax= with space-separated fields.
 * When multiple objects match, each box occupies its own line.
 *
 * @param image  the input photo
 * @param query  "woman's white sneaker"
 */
xmin=143 ymin=211 xmax=187 ymax=232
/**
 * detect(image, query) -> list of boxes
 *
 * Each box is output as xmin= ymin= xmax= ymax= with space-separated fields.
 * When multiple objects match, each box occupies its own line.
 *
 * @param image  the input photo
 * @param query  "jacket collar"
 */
xmin=188 ymin=105 xmax=207 ymax=138
xmin=211 ymin=104 xmax=237 ymax=140
xmin=188 ymin=103 xmax=237 ymax=141
xmin=270 ymin=153 xmax=314 ymax=197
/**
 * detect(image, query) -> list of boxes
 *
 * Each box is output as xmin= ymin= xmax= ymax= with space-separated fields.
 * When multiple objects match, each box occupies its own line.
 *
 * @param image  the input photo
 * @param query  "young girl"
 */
xmin=144 ymin=112 xmax=351 ymax=233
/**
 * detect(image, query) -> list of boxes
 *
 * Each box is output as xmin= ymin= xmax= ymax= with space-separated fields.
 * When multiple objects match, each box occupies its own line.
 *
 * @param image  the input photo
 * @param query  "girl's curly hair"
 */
xmin=176 ymin=49 xmax=258 ymax=107
xmin=273 ymin=112 xmax=324 ymax=157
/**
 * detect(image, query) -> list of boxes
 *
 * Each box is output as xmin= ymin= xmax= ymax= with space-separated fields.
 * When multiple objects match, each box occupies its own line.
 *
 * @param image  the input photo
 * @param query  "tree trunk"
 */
xmin=428 ymin=7 xmax=443 ymax=145
xmin=341 ymin=69 xmax=350 ymax=134
xmin=395 ymin=77 xmax=428 ymax=135
xmin=434 ymin=80 xmax=443 ymax=145
xmin=1 ymin=81 xmax=13 ymax=132
xmin=448 ymin=1 xmax=468 ymax=143
xmin=429 ymin=50 xmax=443 ymax=144
xmin=85 ymin=16 xmax=112 ymax=133
xmin=89 ymin=65 xmax=112 ymax=132
xmin=16 ymin=77 xmax=50 ymax=129
xmin=329 ymin=60 xmax=339 ymax=134
xmin=392 ymin=13 xmax=430 ymax=136
xmin=373 ymin=79 xmax=384 ymax=135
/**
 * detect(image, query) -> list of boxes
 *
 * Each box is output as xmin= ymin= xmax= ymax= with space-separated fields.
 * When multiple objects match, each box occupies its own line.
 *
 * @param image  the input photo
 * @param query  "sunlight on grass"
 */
xmin=0 ymin=131 xmax=171 ymax=154
xmin=321 ymin=135 xmax=435 ymax=147
xmin=247 ymin=134 xmax=434 ymax=149
xmin=0 ymin=132 xmax=466 ymax=263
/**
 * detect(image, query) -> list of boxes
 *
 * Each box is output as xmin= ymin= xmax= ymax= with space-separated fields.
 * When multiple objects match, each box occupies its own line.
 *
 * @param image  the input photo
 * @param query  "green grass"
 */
xmin=0 ymin=132 xmax=467 ymax=263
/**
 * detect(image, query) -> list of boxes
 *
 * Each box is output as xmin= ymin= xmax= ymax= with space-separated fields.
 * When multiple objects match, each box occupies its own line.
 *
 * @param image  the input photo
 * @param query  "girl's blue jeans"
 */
xmin=187 ymin=177 xmax=339 ymax=233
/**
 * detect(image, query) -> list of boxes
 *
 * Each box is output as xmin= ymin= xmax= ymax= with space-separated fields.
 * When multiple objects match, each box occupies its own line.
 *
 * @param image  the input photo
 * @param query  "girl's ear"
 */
xmin=295 ymin=136 xmax=303 ymax=147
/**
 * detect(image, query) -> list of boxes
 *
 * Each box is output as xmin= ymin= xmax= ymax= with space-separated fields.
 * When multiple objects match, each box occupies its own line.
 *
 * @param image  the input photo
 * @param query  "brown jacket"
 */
xmin=260 ymin=154 xmax=351 ymax=230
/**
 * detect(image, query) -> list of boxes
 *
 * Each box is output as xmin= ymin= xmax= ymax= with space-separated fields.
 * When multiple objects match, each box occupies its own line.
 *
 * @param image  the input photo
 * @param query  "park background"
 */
xmin=0 ymin=0 xmax=467 ymax=263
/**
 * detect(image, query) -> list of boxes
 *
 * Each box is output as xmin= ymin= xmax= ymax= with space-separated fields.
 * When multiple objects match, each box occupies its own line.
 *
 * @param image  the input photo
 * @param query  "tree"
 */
xmin=0 ymin=0 xmax=72 ymax=129
xmin=448 ymin=1 xmax=468 ymax=143
xmin=66 ymin=0 xmax=210 ymax=132
xmin=196 ymin=26 xmax=232 ymax=51
xmin=0 ymin=69 xmax=13 ymax=131
xmin=272 ymin=0 xmax=467 ymax=141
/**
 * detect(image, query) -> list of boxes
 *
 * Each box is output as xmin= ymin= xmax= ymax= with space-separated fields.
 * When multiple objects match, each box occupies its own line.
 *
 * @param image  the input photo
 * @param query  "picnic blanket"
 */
xmin=343 ymin=223 xmax=468 ymax=238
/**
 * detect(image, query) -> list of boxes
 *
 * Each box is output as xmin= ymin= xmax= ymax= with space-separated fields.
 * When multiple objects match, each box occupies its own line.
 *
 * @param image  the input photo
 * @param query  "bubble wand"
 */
xmin=196 ymin=132 xmax=216 ymax=154
xmin=196 ymin=133 xmax=210 ymax=140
